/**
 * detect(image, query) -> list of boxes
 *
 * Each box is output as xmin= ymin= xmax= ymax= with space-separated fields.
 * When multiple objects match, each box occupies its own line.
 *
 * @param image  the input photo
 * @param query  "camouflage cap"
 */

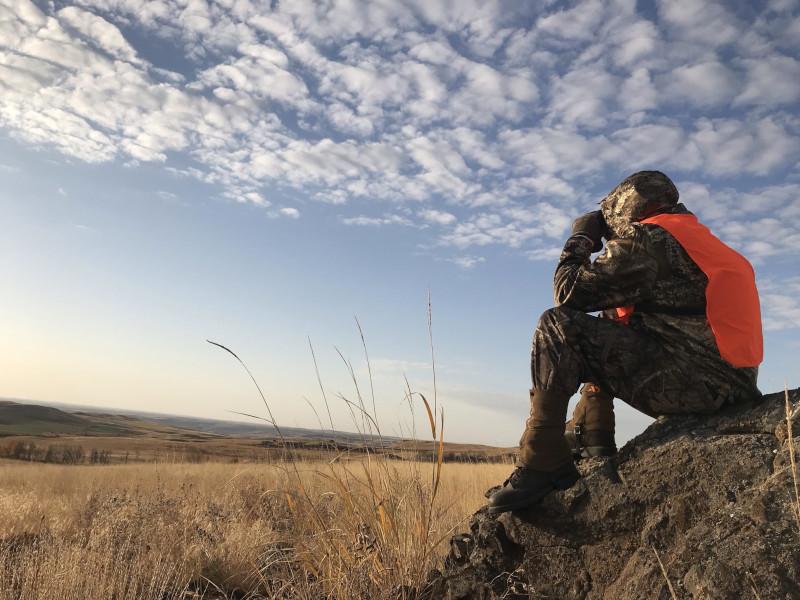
xmin=601 ymin=171 xmax=679 ymax=238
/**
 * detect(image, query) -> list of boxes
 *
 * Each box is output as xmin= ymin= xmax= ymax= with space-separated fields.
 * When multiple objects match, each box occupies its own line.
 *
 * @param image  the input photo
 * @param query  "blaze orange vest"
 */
xmin=615 ymin=213 xmax=763 ymax=368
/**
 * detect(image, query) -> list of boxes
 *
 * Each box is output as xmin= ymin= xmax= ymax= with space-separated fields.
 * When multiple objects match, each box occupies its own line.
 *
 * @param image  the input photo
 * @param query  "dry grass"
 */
xmin=0 ymin=459 xmax=507 ymax=599
xmin=651 ymin=545 xmax=677 ymax=600
xmin=785 ymin=388 xmax=800 ymax=533
xmin=0 ymin=308 xmax=511 ymax=598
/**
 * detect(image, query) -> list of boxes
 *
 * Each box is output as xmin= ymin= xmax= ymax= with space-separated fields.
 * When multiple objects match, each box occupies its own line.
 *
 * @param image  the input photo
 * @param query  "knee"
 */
xmin=532 ymin=306 xmax=587 ymax=353
xmin=534 ymin=306 xmax=578 ymax=335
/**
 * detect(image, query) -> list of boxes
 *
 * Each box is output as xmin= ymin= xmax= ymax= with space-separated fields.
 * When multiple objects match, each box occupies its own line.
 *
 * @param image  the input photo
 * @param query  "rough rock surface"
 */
xmin=428 ymin=388 xmax=800 ymax=599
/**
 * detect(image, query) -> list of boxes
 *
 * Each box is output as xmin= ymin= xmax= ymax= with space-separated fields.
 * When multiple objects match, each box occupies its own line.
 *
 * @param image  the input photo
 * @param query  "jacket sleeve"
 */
xmin=553 ymin=230 xmax=660 ymax=312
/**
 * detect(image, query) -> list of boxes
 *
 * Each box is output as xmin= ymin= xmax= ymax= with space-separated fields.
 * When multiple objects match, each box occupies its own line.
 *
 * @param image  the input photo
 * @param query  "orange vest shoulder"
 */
xmin=640 ymin=213 xmax=763 ymax=368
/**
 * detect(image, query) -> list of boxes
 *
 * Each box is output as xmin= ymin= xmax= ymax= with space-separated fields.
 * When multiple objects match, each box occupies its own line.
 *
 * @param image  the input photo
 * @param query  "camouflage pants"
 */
xmin=531 ymin=306 xmax=726 ymax=417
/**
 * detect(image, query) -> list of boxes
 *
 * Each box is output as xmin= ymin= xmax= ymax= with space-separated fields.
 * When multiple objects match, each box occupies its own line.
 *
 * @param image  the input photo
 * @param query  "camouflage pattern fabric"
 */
xmin=600 ymin=170 xmax=680 ymax=239
xmin=531 ymin=306 xmax=756 ymax=416
xmin=532 ymin=171 xmax=760 ymax=418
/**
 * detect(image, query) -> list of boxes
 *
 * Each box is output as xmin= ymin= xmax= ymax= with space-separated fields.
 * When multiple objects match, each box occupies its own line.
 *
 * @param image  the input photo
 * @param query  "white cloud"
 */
xmin=498 ymin=127 xmax=612 ymax=176
xmin=341 ymin=214 xmax=413 ymax=227
xmin=611 ymin=19 xmax=660 ymax=67
xmin=526 ymin=246 xmax=563 ymax=261
xmin=419 ymin=209 xmax=456 ymax=225
xmin=439 ymin=202 xmax=572 ymax=250
xmin=197 ymin=46 xmax=311 ymax=107
xmin=689 ymin=117 xmax=800 ymax=176
xmin=547 ymin=65 xmax=619 ymax=128
xmin=619 ymin=68 xmax=658 ymax=113
xmin=536 ymin=0 xmax=607 ymax=42
xmin=57 ymin=6 xmax=142 ymax=64
xmin=735 ymin=55 xmax=800 ymax=107
xmin=447 ymin=255 xmax=485 ymax=269
xmin=760 ymin=277 xmax=800 ymax=331
xmin=226 ymin=191 xmax=270 ymax=207
xmin=0 ymin=0 xmax=799 ymax=269
xmin=504 ymin=174 xmax=578 ymax=200
xmin=664 ymin=61 xmax=739 ymax=107
xmin=612 ymin=123 xmax=692 ymax=170
xmin=156 ymin=190 xmax=180 ymax=203
xmin=446 ymin=127 xmax=505 ymax=170
xmin=279 ymin=207 xmax=300 ymax=218
xmin=657 ymin=0 xmax=742 ymax=49
xmin=678 ymin=181 xmax=800 ymax=260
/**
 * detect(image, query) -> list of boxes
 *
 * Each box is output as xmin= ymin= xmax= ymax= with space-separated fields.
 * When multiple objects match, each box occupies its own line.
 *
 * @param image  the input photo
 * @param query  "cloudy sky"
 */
xmin=1 ymin=0 xmax=799 ymax=445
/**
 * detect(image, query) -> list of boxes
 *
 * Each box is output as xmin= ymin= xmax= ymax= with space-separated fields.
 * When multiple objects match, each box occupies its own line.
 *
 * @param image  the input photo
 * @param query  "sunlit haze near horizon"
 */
xmin=2 ymin=0 xmax=799 ymax=445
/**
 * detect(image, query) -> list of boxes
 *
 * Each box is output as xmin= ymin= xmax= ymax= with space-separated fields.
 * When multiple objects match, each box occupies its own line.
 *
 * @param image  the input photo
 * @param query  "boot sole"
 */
xmin=577 ymin=446 xmax=617 ymax=458
xmin=486 ymin=470 xmax=580 ymax=514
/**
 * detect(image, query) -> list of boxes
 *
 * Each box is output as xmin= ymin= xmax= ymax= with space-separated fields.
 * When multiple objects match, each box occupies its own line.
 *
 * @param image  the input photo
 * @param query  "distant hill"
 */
xmin=0 ymin=397 xmax=382 ymax=442
xmin=0 ymin=400 xmax=133 ymax=436
xmin=102 ymin=411 xmax=367 ymax=440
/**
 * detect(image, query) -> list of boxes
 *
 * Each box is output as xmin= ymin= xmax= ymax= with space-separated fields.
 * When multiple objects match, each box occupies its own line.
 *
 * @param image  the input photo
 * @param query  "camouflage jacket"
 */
xmin=553 ymin=205 xmax=760 ymax=404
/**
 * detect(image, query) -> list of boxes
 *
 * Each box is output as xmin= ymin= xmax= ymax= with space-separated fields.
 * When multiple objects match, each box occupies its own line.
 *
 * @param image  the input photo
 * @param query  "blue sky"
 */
xmin=1 ymin=0 xmax=799 ymax=445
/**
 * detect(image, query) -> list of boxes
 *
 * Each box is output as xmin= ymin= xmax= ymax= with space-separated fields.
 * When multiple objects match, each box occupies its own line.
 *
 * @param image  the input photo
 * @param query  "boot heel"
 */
xmin=580 ymin=446 xmax=617 ymax=458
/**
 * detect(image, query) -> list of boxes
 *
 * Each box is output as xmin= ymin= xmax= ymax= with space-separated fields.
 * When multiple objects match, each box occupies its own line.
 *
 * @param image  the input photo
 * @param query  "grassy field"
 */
xmin=0 ymin=458 xmax=510 ymax=599
xmin=0 ymin=337 xmax=515 ymax=598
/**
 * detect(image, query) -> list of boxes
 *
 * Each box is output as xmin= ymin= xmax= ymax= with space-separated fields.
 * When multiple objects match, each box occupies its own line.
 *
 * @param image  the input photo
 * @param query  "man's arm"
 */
xmin=553 ymin=226 xmax=660 ymax=312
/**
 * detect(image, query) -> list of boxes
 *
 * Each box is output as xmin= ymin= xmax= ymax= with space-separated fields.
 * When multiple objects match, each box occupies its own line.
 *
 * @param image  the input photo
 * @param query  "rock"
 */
xmin=431 ymin=388 xmax=800 ymax=599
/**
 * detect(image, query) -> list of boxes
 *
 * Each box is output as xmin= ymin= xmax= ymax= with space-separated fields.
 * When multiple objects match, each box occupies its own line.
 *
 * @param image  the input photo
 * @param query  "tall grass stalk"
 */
xmin=355 ymin=316 xmax=378 ymax=428
xmin=427 ymin=291 xmax=438 ymax=476
xmin=785 ymin=387 xmax=800 ymax=532
xmin=309 ymin=337 xmax=335 ymax=432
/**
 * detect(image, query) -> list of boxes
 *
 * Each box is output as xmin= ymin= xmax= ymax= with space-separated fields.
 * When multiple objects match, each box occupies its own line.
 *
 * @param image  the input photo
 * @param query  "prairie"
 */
xmin=0 ymin=458 xmax=509 ymax=599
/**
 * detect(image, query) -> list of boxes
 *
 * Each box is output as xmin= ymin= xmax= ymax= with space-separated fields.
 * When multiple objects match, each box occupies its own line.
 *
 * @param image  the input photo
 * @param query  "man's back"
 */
xmin=633 ymin=222 xmax=760 ymax=407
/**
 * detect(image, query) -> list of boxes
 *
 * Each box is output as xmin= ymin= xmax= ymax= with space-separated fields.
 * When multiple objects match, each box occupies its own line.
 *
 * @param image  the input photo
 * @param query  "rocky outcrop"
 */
xmin=429 ymin=388 xmax=800 ymax=599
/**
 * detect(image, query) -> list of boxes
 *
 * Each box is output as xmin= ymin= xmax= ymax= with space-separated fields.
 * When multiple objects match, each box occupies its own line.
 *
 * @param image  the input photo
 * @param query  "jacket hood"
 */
xmin=601 ymin=171 xmax=680 ymax=238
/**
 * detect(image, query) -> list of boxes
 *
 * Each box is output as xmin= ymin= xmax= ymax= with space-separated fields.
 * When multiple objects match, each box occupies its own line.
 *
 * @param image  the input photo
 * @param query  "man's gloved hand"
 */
xmin=571 ymin=210 xmax=608 ymax=252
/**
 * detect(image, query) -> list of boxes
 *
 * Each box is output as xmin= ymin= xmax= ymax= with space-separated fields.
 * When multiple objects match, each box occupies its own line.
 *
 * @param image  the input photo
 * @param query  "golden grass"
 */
xmin=0 ymin=314 xmax=509 ymax=598
xmin=785 ymin=388 xmax=800 ymax=533
xmin=0 ymin=459 xmax=508 ymax=599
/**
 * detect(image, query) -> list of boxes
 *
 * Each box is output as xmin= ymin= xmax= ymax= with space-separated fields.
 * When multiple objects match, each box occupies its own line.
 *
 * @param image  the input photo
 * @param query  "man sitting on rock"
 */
xmin=489 ymin=171 xmax=763 ymax=514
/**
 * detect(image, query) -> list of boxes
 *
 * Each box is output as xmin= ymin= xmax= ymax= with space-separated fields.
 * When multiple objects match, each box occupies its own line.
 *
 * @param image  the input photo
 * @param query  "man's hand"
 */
xmin=571 ymin=210 xmax=608 ymax=252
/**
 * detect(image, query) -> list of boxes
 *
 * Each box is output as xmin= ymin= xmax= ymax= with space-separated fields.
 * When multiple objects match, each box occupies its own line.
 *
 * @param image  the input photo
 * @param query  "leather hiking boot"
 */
xmin=490 ymin=388 xmax=580 ymax=513
xmin=565 ymin=426 xmax=617 ymax=458
xmin=518 ymin=389 xmax=573 ymax=470
xmin=488 ymin=461 xmax=580 ymax=514
xmin=565 ymin=383 xmax=617 ymax=459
